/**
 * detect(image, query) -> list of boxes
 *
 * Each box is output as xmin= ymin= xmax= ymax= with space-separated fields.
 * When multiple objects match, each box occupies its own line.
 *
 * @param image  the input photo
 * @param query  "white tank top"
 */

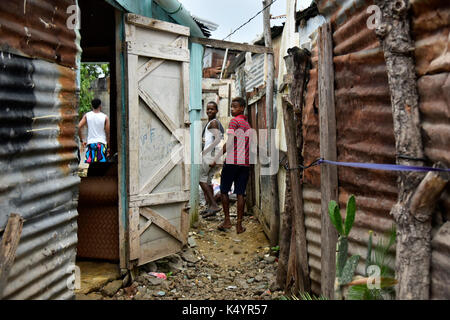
xmin=204 ymin=119 xmax=222 ymax=157
xmin=86 ymin=111 xmax=107 ymax=145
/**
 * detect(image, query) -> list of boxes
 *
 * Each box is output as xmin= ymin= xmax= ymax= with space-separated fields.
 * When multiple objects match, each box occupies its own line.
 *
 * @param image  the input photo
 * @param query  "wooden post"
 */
xmin=263 ymin=0 xmax=280 ymax=247
xmin=374 ymin=0 xmax=449 ymax=299
xmin=0 ymin=214 xmax=24 ymax=299
xmin=318 ymin=22 xmax=339 ymax=300
xmin=282 ymin=97 xmax=310 ymax=293
xmin=280 ymin=47 xmax=312 ymax=293
xmin=277 ymin=169 xmax=292 ymax=290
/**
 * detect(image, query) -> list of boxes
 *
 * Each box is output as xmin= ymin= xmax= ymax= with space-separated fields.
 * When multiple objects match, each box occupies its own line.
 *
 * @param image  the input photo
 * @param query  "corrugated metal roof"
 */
xmin=0 ymin=50 xmax=79 ymax=299
xmin=0 ymin=0 xmax=80 ymax=68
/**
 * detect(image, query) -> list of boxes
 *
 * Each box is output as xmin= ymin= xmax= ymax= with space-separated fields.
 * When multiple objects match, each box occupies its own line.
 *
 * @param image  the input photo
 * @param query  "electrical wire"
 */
xmin=222 ymin=0 xmax=278 ymax=41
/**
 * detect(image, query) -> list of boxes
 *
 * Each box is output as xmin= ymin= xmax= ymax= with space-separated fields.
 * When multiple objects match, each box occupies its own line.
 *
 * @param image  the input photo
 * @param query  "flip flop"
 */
xmin=217 ymin=223 xmax=231 ymax=231
xmin=203 ymin=208 xmax=221 ymax=218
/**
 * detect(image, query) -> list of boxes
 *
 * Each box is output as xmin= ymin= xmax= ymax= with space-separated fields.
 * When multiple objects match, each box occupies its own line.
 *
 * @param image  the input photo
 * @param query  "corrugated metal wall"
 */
xmin=0 ymin=0 xmax=80 ymax=299
xmin=303 ymin=0 xmax=397 ymax=295
xmin=301 ymin=0 xmax=449 ymax=297
xmin=412 ymin=0 xmax=450 ymax=299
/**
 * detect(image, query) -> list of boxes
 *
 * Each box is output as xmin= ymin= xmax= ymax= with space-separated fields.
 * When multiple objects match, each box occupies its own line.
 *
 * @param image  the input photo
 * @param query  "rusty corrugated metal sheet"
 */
xmin=301 ymin=0 xmax=398 ymax=295
xmin=302 ymin=41 xmax=322 ymax=295
xmin=412 ymin=0 xmax=450 ymax=300
xmin=0 ymin=0 xmax=79 ymax=68
xmin=0 ymin=50 xmax=79 ymax=299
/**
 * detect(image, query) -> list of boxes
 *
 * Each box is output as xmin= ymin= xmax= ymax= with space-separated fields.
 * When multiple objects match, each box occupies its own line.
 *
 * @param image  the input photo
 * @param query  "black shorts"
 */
xmin=220 ymin=163 xmax=250 ymax=195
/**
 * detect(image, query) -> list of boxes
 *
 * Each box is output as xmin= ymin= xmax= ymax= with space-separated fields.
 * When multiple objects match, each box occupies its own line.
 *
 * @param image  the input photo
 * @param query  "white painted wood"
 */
xmin=129 ymin=207 xmax=140 ymax=261
xmin=140 ymin=146 xmax=183 ymax=194
xmin=127 ymin=41 xmax=190 ymax=62
xmin=126 ymin=13 xmax=190 ymax=36
xmin=129 ymin=191 xmax=190 ymax=207
xmin=138 ymin=86 xmax=179 ymax=135
xmin=125 ymin=14 xmax=190 ymax=266
xmin=141 ymin=208 xmax=184 ymax=243
xmin=127 ymin=54 xmax=139 ymax=196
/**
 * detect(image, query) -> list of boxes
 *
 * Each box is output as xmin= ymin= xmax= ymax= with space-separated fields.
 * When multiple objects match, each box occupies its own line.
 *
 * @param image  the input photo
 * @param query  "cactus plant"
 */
xmin=328 ymin=195 xmax=360 ymax=299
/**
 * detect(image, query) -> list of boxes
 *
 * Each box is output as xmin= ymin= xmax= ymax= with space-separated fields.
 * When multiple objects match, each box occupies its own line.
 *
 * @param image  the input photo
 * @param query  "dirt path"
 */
xmin=76 ymin=204 xmax=284 ymax=300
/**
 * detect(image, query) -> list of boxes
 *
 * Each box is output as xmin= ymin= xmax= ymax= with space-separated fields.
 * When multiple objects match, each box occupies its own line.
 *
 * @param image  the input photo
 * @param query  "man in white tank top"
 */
xmin=200 ymin=101 xmax=224 ymax=217
xmin=78 ymin=98 xmax=110 ymax=163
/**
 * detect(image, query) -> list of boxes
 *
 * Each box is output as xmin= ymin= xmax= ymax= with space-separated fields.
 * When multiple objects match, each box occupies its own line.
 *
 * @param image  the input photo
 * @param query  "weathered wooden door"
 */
xmin=124 ymin=14 xmax=190 ymax=266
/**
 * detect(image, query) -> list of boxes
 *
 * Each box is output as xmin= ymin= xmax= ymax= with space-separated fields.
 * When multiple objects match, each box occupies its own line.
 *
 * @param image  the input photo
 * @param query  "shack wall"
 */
xmin=0 ymin=0 xmax=81 ymax=299
xmin=411 ymin=0 xmax=450 ymax=299
xmin=299 ymin=0 xmax=450 ymax=297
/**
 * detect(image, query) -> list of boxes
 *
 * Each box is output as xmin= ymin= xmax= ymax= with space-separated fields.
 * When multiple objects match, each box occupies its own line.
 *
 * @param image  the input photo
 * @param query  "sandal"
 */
xmin=203 ymin=207 xmax=221 ymax=218
xmin=217 ymin=222 xmax=232 ymax=231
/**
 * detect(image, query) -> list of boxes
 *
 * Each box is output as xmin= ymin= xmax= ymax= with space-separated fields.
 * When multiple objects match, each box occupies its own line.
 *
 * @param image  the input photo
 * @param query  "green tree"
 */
xmin=79 ymin=63 xmax=109 ymax=118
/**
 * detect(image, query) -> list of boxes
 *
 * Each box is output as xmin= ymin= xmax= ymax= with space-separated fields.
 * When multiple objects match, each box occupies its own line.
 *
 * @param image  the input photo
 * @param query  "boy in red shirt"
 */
xmin=211 ymin=97 xmax=251 ymax=234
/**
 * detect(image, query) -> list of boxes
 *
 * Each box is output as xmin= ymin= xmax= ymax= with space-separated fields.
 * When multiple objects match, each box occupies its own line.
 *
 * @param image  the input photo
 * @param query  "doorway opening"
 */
xmin=75 ymin=0 xmax=121 ymax=295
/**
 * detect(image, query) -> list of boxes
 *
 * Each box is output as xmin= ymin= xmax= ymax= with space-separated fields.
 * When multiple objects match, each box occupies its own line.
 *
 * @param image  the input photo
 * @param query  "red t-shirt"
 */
xmin=225 ymin=114 xmax=251 ymax=166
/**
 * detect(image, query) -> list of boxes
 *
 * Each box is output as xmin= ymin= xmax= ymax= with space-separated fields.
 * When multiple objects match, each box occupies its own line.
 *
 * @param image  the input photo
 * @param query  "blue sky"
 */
xmin=179 ymin=0 xmax=287 ymax=43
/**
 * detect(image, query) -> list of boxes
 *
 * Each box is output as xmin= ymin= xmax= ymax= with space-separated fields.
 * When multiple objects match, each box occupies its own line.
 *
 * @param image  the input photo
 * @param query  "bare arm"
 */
xmin=78 ymin=115 xmax=87 ymax=146
xmin=105 ymin=116 xmax=111 ymax=155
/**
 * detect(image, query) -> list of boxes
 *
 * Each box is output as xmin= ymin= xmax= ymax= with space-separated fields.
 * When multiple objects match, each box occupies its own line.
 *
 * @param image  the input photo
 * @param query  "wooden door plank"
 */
xmin=137 ymin=36 xmax=187 ymax=82
xmin=129 ymin=191 xmax=190 ymax=207
xmin=138 ymin=87 xmax=179 ymax=136
xmin=138 ymin=58 xmax=165 ymax=82
xmin=127 ymin=41 xmax=190 ymax=62
xmin=139 ymin=219 xmax=152 ymax=237
xmin=126 ymin=13 xmax=190 ymax=36
xmin=126 ymin=53 xmax=140 ymax=196
xmin=129 ymin=207 xmax=141 ymax=261
xmin=0 ymin=213 xmax=23 ymax=299
xmin=318 ymin=22 xmax=339 ymax=299
xmin=140 ymin=146 xmax=183 ymax=194
xmin=141 ymin=208 xmax=184 ymax=243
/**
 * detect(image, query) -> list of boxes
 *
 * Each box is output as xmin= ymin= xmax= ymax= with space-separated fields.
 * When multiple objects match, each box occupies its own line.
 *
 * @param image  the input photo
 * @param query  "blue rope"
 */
xmin=285 ymin=158 xmax=450 ymax=173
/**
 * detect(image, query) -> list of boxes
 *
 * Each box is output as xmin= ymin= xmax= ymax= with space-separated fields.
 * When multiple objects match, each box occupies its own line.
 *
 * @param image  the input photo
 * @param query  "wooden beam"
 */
xmin=282 ymin=97 xmax=310 ymax=293
xmin=190 ymin=37 xmax=273 ymax=54
xmin=141 ymin=208 xmax=184 ymax=243
xmin=115 ymin=9 xmax=128 ymax=271
xmin=126 ymin=13 xmax=190 ymax=36
xmin=318 ymin=22 xmax=339 ymax=300
xmin=0 ymin=213 xmax=24 ymax=299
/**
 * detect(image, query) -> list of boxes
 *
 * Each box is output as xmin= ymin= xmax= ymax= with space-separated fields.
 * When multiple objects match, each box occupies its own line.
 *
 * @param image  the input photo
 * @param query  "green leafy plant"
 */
xmin=328 ymin=195 xmax=360 ymax=299
xmin=347 ymin=226 xmax=397 ymax=300
xmin=79 ymin=63 xmax=109 ymax=119
xmin=271 ymin=245 xmax=280 ymax=252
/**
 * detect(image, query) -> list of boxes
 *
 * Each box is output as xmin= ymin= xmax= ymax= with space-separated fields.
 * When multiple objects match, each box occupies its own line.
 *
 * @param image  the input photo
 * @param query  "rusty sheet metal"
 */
xmin=302 ymin=41 xmax=322 ymax=295
xmin=0 ymin=51 xmax=79 ymax=299
xmin=301 ymin=0 xmax=398 ymax=294
xmin=412 ymin=0 xmax=450 ymax=299
xmin=0 ymin=0 xmax=79 ymax=68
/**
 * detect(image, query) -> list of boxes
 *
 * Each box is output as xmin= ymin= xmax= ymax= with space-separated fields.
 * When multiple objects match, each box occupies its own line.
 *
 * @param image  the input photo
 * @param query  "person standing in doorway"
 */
xmin=78 ymin=98 xmax=110 ymax=163
xmin=210 ymin=97 xmax=251 ymax=234
xmin=200 ymin=101 xmax=224 ymax=218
